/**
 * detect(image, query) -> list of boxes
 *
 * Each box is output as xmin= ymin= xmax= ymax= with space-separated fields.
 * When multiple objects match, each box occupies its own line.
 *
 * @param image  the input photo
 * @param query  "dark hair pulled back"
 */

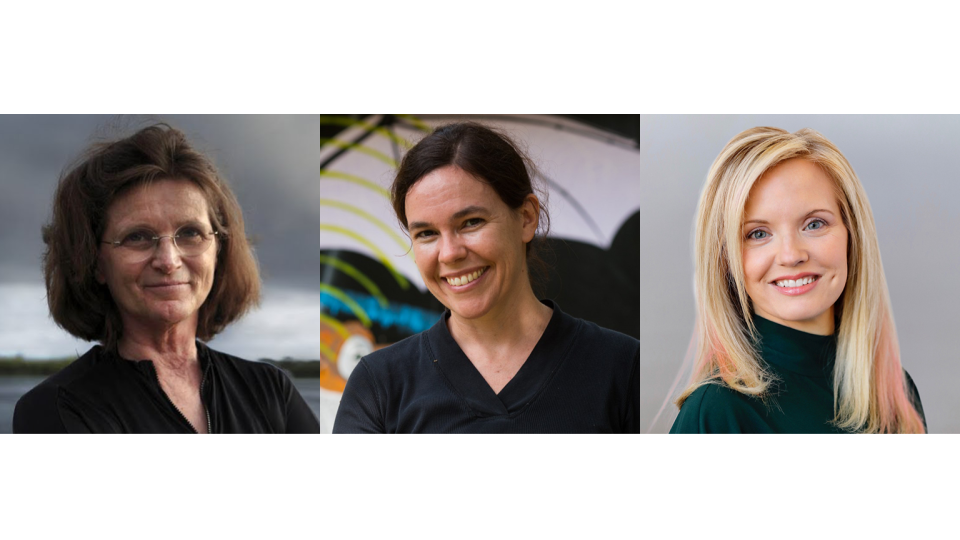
xmin=391 ymin=122 xmax=551 ymax=294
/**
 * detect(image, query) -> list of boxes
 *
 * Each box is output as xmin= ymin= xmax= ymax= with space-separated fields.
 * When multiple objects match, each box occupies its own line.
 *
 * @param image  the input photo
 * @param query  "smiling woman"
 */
xmin=13 ymin=123 xmax=321 ymax=434
xmin=405 ymin=165 xmax=541 ymax=336
xmin=97 ymin=180 xmax=219 ymax=336
xmin=670 ymin=127 xmax=926 ymax=434
xmin=741 ymin=158 xmax=849 ymax=336
xmin=333 ymin=122 xmax=640 ymax=433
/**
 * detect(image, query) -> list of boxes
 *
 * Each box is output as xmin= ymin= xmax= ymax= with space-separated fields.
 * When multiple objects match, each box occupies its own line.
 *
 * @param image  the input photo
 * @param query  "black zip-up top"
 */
xmin=13 ymin=342 xmax=320 ymax=433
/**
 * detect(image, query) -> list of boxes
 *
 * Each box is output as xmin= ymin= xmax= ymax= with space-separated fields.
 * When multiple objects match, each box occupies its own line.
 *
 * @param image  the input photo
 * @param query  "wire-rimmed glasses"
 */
xmin=101 ymin=226 xmax=219 ymax=263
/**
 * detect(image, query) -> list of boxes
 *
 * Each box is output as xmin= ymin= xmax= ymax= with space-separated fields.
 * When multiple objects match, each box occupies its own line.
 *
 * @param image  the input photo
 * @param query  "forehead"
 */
xmin=104 ymin=178 xmax=211 ymax=231
xmin=405 ymin=165 xmax=503 ymax=223
xmin=744 ymin=158 xmax=840 ymax=218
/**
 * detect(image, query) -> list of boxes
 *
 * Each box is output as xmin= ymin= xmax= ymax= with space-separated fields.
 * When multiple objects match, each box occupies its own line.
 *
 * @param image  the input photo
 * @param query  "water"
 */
xmin=0 ymin=376 xmax=325 ymax=434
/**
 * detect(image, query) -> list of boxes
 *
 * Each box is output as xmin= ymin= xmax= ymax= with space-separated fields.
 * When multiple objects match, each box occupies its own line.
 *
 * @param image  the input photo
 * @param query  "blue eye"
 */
xmin=805 ymin=219 xmax=826 ymax=231
xmin=747 ymin=229 xmax=769 ymax=240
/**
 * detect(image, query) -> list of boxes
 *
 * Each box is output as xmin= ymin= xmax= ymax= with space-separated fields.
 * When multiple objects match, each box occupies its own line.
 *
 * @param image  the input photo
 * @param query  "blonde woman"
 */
xmin=670 ymin=127 xmax=926 ymax=434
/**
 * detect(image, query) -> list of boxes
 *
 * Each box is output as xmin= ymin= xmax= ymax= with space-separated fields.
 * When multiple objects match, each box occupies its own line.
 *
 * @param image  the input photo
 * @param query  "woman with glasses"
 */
xmin=13 ymin=123 xmax=320 ymax=433
xmin=333 ymin=122 xmax=639 ymax=433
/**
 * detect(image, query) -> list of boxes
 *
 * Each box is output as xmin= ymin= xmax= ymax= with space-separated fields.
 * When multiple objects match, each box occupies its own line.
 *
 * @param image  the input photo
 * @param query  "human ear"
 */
xmin=520 ymin=194 xmax=539 ymax=243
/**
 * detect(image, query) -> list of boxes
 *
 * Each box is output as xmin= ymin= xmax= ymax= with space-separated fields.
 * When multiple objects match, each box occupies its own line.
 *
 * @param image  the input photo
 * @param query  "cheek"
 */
xmin=96 ymin=250 xmax=132 ymax=286
xmin=200 ymin=254 xmax=218 ymax=282
xmin=815 ymin=226 xmax=848 ymax=271
xmin=184 ymin=252 xmax=217 ymax=290
xmin=411 ymin=244 xmax=436 ymax=275
xmin=741 ymin=247 xmax=768 ymax=284
xmin=99 ymin=256 xmax=137 ymax=287
xmin=208 ymin=251 xmax=218 ymax=277
xmin=826 ymin=233 xmax=849 ymax=280
xmin=481 ymin=228 xmax=514 ymax=262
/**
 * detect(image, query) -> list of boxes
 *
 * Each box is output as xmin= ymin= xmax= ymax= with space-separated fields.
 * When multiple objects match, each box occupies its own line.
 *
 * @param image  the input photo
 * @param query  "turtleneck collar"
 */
xmin=752 ymin=314 xmax=837 ymax=378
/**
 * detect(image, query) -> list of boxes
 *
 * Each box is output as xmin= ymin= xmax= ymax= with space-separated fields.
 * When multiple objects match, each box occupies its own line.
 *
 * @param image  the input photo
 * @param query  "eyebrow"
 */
xmin=408 ymin=205 xmax=490 ymax=231
xmin=742 ymin=209 xmax=836 ymax=227
xmin=113 ymin=218 xmax=210 ymax=234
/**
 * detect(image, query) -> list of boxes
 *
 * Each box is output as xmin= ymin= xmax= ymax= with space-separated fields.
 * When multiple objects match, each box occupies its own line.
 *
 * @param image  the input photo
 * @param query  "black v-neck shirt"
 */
xmin=333 ymin=301 xmax=640 ymax=433
xmin=13 ymin=342 xmax=321 ymax=433
xmin=670 ymin=315 xmax=926 ymax=434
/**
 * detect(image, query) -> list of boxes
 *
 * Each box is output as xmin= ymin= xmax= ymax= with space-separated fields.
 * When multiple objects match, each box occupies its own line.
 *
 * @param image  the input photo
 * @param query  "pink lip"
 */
xmin=770 ymin=274 xmax=821 ymax=296
xmin=441 ymin=266 xmax=489 ymax=292
xmin=440 ymin=266 xmax=486 ymax=280
xmin=144 ymin=282 xmax=188 ymax=289
xmin=771 ymin=272 xmax=819 ymax=282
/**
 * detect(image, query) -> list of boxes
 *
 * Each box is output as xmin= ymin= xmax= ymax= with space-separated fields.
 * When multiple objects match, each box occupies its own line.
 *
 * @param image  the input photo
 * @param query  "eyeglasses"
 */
xmin=102 ymin=226 xmax=219 ymax=262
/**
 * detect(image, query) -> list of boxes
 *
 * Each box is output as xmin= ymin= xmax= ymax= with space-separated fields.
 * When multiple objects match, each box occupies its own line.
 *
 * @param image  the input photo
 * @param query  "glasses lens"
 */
xmin=175 ymin=227 xmax=210 ymax=256
xmin=121 ymin=230 xmax=155 ymax=251
xmin=110 ymin=228 xmax=214 ymax=262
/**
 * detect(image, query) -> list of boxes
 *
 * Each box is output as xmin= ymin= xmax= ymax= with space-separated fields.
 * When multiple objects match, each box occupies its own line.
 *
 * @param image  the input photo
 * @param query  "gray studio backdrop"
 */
xmin=641 ymin=115 xmax=960 ymax=434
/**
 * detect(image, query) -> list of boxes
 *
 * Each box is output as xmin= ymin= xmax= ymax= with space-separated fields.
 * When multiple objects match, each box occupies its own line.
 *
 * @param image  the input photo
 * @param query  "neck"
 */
xmin=117 ymin=318 xmax=199 ymax=371
xmin=447 ymin=287 xmax=552 ymax=350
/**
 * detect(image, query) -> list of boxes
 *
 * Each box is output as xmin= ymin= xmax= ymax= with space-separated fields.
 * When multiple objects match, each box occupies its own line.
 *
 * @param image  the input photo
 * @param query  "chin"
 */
xmin=764 ymin=303 xmax=832 ymax=327
xmin=449 ymin=307 xmax=487 ymax=321
xmin=146 ymin=302 xmax=200 ymax=325
xmin=448 ymin=299 xmax=494 ymax=321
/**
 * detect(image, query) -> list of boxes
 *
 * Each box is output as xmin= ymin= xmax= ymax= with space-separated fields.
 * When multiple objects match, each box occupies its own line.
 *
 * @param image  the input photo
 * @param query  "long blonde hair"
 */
xmin=677 ymin=127 xmax=925 ymax=434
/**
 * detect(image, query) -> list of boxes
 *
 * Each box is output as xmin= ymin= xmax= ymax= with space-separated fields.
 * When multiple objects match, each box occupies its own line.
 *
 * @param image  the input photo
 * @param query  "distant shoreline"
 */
xmin=0 ymin=357 xmax=323 ymax=378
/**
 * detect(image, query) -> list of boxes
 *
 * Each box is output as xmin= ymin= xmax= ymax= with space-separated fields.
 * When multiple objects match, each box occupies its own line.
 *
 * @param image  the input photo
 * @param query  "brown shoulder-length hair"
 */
xmin=391 ymin=121 xmax=551 ymax=293
xmin=43 ymin=123 xmax=261 ymax=351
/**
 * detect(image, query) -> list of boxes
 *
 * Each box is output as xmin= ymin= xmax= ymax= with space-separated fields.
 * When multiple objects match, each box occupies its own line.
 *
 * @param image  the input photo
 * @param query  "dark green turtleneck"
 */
xmin=669 ymin=315 xmax=926 ymax=434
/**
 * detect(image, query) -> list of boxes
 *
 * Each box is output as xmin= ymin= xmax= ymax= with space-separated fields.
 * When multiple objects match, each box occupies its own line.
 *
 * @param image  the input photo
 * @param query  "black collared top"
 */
xmin=670 ymin=315 xmax=926 ymax=434
xmin=13 ymin=342 xmax=320 ymax=433
xmin=333 ymin=301 xmax=640 ymax=433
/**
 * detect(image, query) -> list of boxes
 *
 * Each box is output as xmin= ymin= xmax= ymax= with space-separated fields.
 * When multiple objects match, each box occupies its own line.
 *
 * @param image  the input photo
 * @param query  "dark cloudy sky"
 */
xmin=0 ymin=115 xmax=321 ymax=359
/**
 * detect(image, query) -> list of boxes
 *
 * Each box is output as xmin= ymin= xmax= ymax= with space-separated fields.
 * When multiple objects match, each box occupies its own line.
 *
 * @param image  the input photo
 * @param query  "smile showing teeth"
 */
xmin=445 ymin=267 xmax=486 ymax=287
xmin=775 ymin=276 xmax=818 ymax=288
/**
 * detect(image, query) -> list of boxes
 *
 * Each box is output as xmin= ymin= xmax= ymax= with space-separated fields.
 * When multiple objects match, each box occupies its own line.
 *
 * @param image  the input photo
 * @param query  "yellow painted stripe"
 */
xmin=319 ymin=138 xmax=397 ymax=167
xmin=320 ymin=313 xmax=351 ymax=340
xmin=319 ymin=283 xmax=372 ymax=327
xmin=318 ymin=116 xmax=413 ymax=148
xmin=396 ymin=114 xmax=432 ymax=132
xmin=319 ymin=341 xmax=339 ymax=361
xmin=319 ymin=255 xmax=389 ymax=308
xmin=319 ymin=198 xmax=408 ymax=251
xmin=318 ymin=170 xmax=391 ymax=199
xmin=319 ymin=224 xmax=410 ymax=290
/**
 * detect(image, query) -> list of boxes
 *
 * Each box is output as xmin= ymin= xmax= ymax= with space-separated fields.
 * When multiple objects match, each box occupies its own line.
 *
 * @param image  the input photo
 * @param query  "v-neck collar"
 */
xmin=425 ymin=300 xmax=578 ymax=417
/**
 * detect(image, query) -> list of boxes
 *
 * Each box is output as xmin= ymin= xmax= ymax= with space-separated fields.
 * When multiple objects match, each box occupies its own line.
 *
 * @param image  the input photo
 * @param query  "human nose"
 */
xmin=776 ymin=233 xmax=809 ymax=267
xmin=437 ymin=233 xmax=467 ymax=264
xmin=150 ymin=236 xmax=183 ymax=272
